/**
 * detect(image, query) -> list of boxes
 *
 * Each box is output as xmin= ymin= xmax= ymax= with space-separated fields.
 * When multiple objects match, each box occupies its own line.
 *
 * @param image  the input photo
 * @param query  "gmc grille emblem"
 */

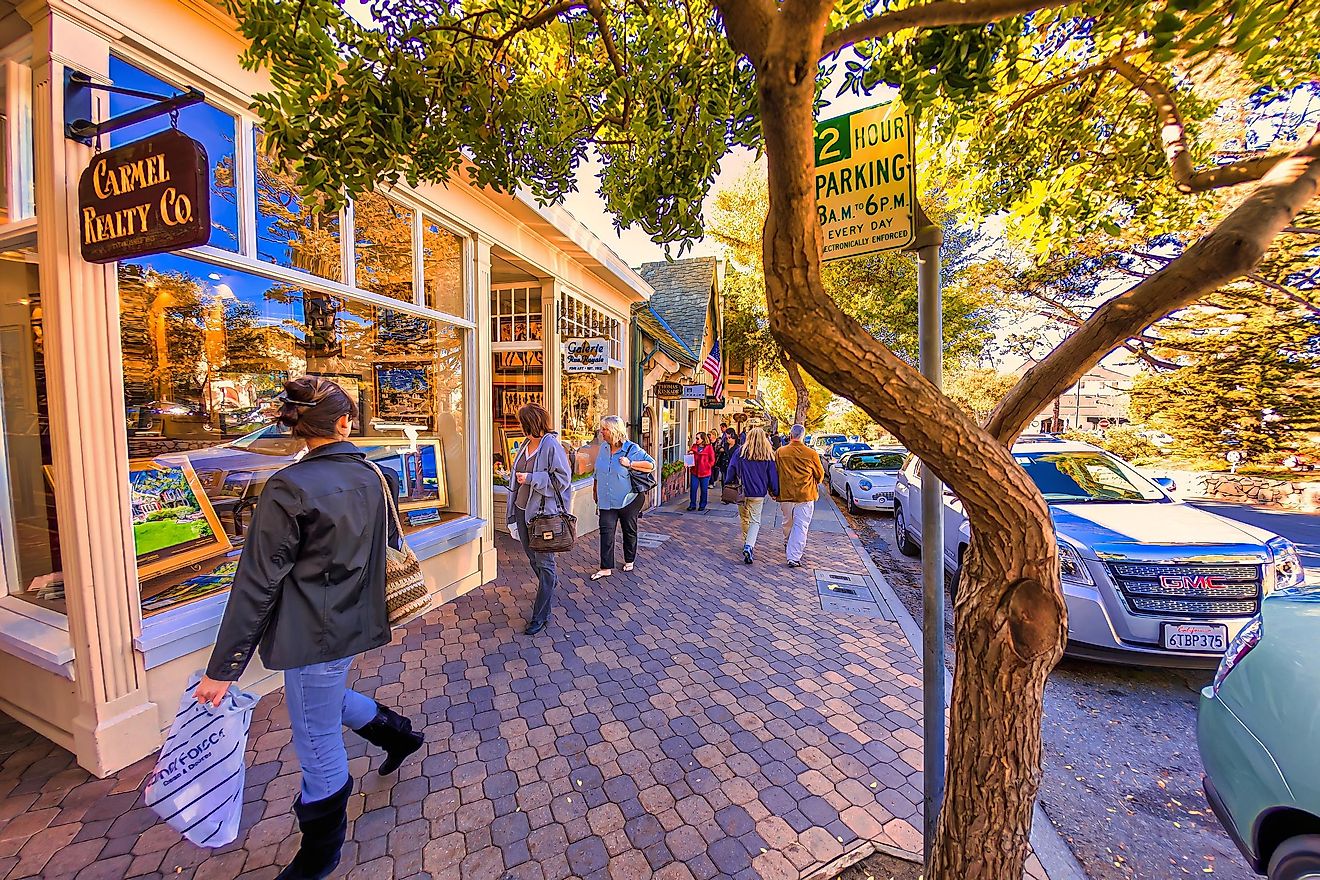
xmin=1159 ymin=574 xmax=1225 ymax=590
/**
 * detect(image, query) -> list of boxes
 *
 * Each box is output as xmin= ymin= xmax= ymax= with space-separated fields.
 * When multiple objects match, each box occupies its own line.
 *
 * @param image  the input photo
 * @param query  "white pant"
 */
xmin=781 ymin=500 xmax=815 ymax=563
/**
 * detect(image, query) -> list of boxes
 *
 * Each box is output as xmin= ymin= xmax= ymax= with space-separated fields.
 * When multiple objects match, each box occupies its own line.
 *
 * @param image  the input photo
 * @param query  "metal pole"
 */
xmin=915 ymin=219 xmax=945 ymax=865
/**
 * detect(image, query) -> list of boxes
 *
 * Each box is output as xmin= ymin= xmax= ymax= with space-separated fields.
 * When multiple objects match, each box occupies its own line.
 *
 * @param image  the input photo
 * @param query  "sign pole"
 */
xmin=914 ymin=213 xmax=945 ymax=865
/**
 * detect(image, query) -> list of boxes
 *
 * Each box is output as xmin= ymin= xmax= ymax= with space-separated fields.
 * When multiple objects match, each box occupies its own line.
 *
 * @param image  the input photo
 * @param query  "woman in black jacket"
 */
xmin=195 ymin=377 xmax=424 ymax=880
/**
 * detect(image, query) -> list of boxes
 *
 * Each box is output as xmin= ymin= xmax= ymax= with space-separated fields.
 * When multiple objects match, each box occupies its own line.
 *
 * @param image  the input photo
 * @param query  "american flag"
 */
xmin=703 ymin=338 xmax=723 ymax=398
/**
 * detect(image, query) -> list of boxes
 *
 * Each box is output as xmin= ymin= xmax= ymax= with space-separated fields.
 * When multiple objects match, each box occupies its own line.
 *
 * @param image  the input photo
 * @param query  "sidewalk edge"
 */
xmin=830 ymin=495 xmax=1088 ymax=880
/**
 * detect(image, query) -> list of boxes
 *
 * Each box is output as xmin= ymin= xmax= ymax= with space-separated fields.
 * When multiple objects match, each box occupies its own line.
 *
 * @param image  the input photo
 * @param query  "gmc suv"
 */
xmin=892 ymin=439 xmax=1306 ymax=667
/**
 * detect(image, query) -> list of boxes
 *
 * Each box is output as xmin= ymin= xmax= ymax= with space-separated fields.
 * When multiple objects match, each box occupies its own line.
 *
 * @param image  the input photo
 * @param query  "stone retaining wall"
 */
xmin=1141 ymin=468 xmax=1319 ymax=512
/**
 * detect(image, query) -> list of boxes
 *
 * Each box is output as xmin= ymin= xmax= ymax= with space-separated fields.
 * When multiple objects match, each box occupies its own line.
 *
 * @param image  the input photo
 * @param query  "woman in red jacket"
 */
xmin=687 ymin=432 xmax=717 ymax=511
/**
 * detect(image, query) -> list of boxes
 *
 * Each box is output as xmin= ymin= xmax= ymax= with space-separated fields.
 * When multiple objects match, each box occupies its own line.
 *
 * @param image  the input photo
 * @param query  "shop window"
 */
xmin=354 ymin=192 xmax=415 ymax=302
xmin=422 ymin=216 xmax=465 ymax=317
xmin=660 ymin=400 xmax=682 ymax=466
xmin=561 ymin=374 xmax=608 ymax=476
xmin=492 ymin=284 xmax=543 ymax=343
xmin=117 ymin=253 xmax=469 ymax=617
xmin=254 ymin=128 xmax=342 ymax=280
xmin=0 ymin=59 xmax=34 ymax=224
xmin=0 ymin=246 xmax=62 ymax=612
xmin=108 ymin=57 xmax=238 ymax=252
xmin=559 ymin=291 xmax=622 ymax=362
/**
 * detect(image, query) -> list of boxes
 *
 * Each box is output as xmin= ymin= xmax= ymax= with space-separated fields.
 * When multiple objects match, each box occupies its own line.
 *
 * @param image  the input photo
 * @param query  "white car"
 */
xmin=829 ymin=448 xmax=907 ymax=513
xmin=892 ymin=438 xmax=1306 ymax=667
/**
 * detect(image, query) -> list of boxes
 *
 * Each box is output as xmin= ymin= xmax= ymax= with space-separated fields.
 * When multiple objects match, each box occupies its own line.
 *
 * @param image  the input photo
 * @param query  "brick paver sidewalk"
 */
xmin=0 ymin=494 xmax=930 ymax=880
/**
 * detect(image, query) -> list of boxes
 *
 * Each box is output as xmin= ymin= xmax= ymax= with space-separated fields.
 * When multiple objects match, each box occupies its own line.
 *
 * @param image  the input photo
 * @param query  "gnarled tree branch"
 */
xmin=821 ymin=0 xmax=1069 ymax=59
xmin=712 ymin=0 xmax=775 ymax=60
xmin=986 ymin=126 xmax=1320 ymax=442
xmin=1111 ymin=58 xmax=1296 ymax=193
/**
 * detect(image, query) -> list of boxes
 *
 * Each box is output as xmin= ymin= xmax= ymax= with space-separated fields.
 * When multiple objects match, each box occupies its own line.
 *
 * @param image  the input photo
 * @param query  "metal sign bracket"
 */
xmin=64 ymin=69 xmax=204 ymax=146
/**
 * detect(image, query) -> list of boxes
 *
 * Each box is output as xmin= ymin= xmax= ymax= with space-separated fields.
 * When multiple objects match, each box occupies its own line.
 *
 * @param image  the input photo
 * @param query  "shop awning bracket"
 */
xmin=64 ymin=70 xmax=205 ymax=146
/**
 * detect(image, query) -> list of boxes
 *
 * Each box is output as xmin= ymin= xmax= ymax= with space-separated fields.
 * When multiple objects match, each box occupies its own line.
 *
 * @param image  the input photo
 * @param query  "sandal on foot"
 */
xmin=623 ymin=562 xmax=634 ymax=572
xmin=591 ymin=569 xmax=613 ymax=580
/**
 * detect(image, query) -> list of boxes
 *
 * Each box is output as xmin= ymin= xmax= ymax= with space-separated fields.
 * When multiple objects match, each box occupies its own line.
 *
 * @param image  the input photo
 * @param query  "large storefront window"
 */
xmin=0 ymin=247 xmax=62 ymax=612
xmin=561 ymin=374 xmax=607 ymax=476
xmin=109 ymin=57 xmax=238 ymax=252
xmin=118 ymin=254 xmax=469 ymax=617
xmin=660 ymin=400 xmax=682 ymax=466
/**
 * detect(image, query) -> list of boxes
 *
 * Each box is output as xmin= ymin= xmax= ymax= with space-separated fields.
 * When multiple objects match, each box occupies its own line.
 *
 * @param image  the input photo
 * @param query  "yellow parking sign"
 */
xmin=814 ymin=101 xmax=915 ymax=261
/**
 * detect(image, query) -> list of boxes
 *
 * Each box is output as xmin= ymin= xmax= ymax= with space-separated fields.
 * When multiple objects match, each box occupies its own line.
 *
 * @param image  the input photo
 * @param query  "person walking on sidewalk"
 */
xmin=592 ymin=415 xmax=656 ymax=580
xmin=714 ymin=428 xmax=739 ymax=489
xmin=687 ymin=432 xmax=716 ymax=510
xmin=194 ymin=377 xmax=425 ymax=880
xmin=506 ymin=403 xmax=573 ymax=636
xmin=776 ymin=424 xmax=825 ymax=568
xmin=729 ymin=427 xmax=779 ymax=564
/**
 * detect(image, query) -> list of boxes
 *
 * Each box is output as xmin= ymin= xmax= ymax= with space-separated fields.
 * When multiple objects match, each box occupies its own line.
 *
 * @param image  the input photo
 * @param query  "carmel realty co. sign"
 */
xmin=78 ymin=128 xmax=211 ymax=263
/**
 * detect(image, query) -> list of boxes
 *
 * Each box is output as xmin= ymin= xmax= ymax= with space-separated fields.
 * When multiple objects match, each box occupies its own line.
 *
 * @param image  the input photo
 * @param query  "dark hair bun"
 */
xmin=277 ymin=378 xmax=314 ymax=429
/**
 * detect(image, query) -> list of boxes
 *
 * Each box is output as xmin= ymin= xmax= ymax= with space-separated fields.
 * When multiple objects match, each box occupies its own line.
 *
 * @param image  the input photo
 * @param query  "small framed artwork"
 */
xmin=374 ymin=362 xmax=436 ymax=431
xmin=354 ymin=438 xmax=449 ymax=511
xmin=127 ymin=457 xmax=233 ymax=580
xmin=504 ymin=431 xmax=527 ymax=467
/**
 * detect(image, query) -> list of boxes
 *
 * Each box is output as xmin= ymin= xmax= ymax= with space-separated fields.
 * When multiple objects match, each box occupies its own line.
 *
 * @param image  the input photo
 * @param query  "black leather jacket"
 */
xmin=206 ymin=441 xmax=399 ymax=681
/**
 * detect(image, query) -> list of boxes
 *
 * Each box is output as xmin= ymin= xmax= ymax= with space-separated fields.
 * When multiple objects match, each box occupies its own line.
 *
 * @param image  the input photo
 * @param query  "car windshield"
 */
xmin=846 ymin=453 xmax=905 ymax=471
xmin=830 ymin=443 xmax=868 ymax=456
xmin=1015 ymin=451 xmax=1167 ymax=503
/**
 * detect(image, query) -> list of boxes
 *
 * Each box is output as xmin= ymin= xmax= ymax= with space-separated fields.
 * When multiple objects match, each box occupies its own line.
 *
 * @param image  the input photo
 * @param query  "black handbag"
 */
xmin=528 ymin=468 xmax=577 ymax=553
xmin=628 ymin=444 xmax=657 ymax=496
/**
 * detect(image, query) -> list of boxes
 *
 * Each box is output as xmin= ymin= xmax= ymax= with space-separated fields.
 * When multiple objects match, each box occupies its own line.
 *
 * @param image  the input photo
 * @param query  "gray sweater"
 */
xmin=505 ymin=433 xmax=573 ymax=524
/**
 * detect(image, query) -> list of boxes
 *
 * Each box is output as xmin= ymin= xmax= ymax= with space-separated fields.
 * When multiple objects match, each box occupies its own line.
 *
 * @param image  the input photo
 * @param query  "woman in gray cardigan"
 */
xmin=505 ymin=403 xmax=573 ymax=635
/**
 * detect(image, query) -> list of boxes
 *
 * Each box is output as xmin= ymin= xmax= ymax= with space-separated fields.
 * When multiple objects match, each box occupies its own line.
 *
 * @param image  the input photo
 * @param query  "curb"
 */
xmin=830 ymin=495 xmax=1089 ymax=880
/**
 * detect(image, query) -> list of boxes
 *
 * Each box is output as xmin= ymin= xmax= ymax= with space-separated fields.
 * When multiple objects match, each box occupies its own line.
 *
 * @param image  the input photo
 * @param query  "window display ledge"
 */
xmin=0 ymin=597 xmax=75 ymax=680
xmin=133 ymin=517 xmax=486 ymax=670
xmin=408 ymin=516 xmax=486 ymax=561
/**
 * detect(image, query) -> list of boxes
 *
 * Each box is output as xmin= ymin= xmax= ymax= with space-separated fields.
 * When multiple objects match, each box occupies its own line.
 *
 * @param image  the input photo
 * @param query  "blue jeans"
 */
xmin=689 ymin=475 xmax=710 ymax=509
xmin=284 ymin=657 xmax=377 ymax=802
xmin=515 ymin=505 xmax=557 ymax=626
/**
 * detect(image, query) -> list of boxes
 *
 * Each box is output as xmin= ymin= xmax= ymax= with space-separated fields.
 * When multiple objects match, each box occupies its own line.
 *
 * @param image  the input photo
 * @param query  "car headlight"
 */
xmin=858 ymin=478 xmax=873 ymax=491
xmin=1268 ymin=537 xmax=1306 ymax=592
xmin=1057 ymin=541 xmax=1093 ymax=586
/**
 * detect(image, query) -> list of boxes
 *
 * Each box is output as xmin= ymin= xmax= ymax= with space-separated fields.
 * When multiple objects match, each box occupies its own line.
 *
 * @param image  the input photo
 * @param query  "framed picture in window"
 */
xmin=373 ymin=362 xmax=435 ymax=431
xmin=354 ymin=438 xmax=449 ymax=511
xmin=127 ymin=457 xmax=232 ymax=580
xmin=504 ymin=431 xmax=526 ymax=467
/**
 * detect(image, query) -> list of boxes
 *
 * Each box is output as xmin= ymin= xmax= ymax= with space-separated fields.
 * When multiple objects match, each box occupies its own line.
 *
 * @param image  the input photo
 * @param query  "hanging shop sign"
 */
xmin=78 ymin=128 xmax=211 ymax=263
xmin=564 ymin=338 xmax=609 ymax=373
xmin=654 ymin=381 xmax=683 ymax=400
xmin=681 ymin=384 xmax=708 ymax=400
xmin=814 ymin=100 xmax=915 ymax=262
xmin=701 ymin=396 xmax=726 ymax=410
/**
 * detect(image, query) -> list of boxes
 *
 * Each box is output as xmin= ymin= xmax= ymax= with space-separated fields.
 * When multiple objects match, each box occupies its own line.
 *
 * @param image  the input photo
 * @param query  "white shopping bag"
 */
xmin=145 ymin=672 xmax=257 ymax=848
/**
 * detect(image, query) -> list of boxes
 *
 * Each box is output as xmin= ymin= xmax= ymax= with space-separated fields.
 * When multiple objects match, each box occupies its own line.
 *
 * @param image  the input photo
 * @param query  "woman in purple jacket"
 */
xmin=729 ymin=427 xmax=779 ymax=564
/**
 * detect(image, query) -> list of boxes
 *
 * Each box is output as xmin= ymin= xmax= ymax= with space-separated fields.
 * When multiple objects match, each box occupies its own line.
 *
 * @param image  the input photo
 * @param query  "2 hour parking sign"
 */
xmin=813 ymin=101 xmax=915 ymax=261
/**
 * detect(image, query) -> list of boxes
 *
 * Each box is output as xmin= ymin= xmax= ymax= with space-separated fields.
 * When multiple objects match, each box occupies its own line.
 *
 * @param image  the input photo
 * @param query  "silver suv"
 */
xmin=892 ymin=439 xmax=1306 ymax=667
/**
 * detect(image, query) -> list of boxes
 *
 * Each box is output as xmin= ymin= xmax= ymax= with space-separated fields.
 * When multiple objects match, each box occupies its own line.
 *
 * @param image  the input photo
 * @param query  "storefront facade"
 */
xmin=0 ymin=0 xmax=647 ymax=776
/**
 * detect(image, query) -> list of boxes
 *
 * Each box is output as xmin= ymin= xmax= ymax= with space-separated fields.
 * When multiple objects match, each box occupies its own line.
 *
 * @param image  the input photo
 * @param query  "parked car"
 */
xmin=809 ymin=433 xmax=848 ymax=455
xmin=1198 ymin=586 xmax=1320 ymax=879
xmin=829 ymin=448 xmax=907 ymax=513
xmin=822 ymin=441 xmax=871 ymax=477
xmin=893 ymin=439 xmax=1306 ymax=666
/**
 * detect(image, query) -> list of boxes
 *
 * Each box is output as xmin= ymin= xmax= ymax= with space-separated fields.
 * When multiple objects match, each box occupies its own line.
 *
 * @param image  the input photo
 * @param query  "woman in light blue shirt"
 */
xmin=592 ymin=415 xmax=655 ymax=580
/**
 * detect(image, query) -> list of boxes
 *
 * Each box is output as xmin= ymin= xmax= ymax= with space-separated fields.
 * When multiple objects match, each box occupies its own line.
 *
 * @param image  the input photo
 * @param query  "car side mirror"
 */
xmin=1153 ymin=477 xmax=1177 ymax=492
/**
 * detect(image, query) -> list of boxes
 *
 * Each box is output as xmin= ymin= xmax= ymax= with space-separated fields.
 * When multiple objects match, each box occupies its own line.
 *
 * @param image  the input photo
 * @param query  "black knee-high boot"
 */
xmin=353 ymin=703 xmax=424 ymax=775
xmin=276 ymin=777 xmax=352 ymax=880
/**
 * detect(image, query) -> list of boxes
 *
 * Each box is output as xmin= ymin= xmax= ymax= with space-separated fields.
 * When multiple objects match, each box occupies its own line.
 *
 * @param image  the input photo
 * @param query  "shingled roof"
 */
xmin=636 ymin=257 xmax=717 ymax=358
xmin=632 ymin=301 xmax=698 ymax=366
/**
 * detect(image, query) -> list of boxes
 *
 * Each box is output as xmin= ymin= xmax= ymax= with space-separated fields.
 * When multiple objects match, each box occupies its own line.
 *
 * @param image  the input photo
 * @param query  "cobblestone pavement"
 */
xmin=0 ymin=495 xmax=930 ymax=880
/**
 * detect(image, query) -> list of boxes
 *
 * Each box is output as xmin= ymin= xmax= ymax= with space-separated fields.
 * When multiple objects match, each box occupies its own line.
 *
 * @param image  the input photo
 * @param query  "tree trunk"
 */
xmin=782 ymin=354 xmax=811 ymax=426
xmin=750 ymin=39 xmax=1066 ymax=880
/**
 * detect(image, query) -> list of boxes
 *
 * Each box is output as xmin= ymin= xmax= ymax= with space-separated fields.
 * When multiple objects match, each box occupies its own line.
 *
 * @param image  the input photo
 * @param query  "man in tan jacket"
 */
xmin=775 ymin=424 xmax=825 ymax=567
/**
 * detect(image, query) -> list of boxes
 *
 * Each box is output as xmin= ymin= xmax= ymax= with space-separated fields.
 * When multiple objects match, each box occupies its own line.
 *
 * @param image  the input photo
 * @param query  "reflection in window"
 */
xmin=1 ymin=60 xmax=35 ymax=223
xmin=118 ymin=254 xmax=469 ymax=616
xmin=355 ymin=192 xmax=415 ymax=302
xmin=108 ymin=57 xmax=238 ymax=251
xmin=0 ymin=248 xmax=63 ymax=612
xmin=562 ymin=374 xmax=608 ymax=474
xmin=423 ymin=217 xmax=465 ymax=316
xmin=253 ymin=128 xmax=342 ymax=280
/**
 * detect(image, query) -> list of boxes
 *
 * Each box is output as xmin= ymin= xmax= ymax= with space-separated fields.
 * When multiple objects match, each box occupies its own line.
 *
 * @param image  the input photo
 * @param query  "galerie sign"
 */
xmin=814 ymin=100 xmax=915 ymax=261
xmin=78 ymin=129 xmax=211 ymax=263
xmin=564 ymin=338 xmax=608 ymax=373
